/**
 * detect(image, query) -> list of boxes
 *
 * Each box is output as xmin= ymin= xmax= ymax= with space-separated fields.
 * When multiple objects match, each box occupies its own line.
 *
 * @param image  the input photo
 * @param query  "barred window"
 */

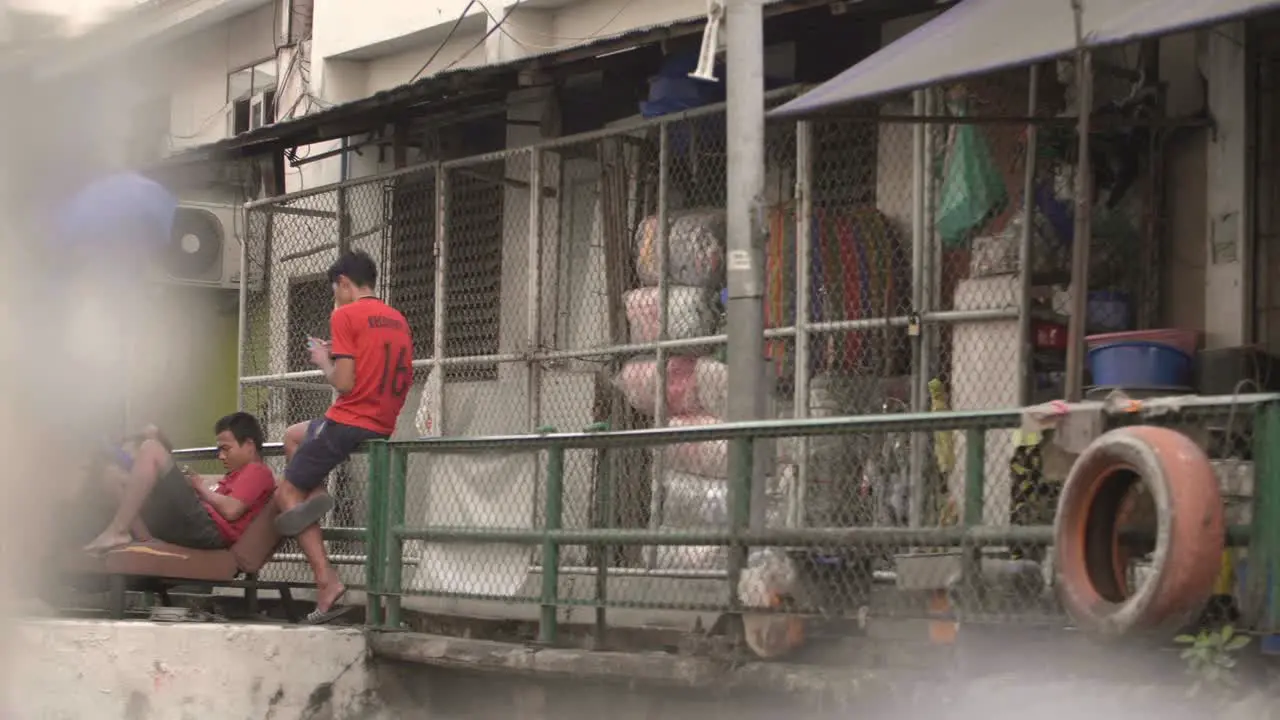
xmin=285 ymin=275 xmax=332 ymax=425
xmin=386 ymin=171 xmax=503 ymax=382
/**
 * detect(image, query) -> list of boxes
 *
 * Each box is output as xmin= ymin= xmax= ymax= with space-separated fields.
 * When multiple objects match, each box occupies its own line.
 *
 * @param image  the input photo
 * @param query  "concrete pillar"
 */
xmin=1204 ymin=22 xmax=1252 ymax=349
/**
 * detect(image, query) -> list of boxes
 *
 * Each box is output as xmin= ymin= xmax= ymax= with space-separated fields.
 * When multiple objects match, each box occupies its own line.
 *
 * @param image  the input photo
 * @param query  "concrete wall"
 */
xmin=7 ymin=621 xmax=374 ymax=719
xmin=167 ymin=3 xmax=278 ymax=151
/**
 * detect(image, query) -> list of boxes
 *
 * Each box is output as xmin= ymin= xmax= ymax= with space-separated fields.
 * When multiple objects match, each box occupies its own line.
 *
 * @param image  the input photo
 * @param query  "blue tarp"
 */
xmin=770 ymin=0 xmax=1280 ymax=117
xmin=53 ymin=172 xmax=177 ymax=257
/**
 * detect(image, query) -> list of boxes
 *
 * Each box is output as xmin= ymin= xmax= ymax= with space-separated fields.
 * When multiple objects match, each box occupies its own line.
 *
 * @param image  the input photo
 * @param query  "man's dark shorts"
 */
xmin=284 ymin=418 xmax=385 ymax=493
xmin=140 ymin=463 xmax=227 ymax=550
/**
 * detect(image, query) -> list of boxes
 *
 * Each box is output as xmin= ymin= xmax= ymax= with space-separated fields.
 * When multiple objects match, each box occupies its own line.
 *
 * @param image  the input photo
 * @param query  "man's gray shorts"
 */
xmin=139 ymin=464 xmax=227 ymax=550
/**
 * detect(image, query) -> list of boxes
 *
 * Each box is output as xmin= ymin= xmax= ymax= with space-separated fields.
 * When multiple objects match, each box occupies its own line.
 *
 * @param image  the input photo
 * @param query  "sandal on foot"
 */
xmin=274 ymin=494 xmax=336 ymax=537
xmin=303 ymin=590 xmax=354 ymax=625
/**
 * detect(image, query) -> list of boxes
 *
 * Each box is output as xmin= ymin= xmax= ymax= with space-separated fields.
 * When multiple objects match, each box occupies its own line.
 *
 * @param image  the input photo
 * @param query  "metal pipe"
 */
xmin=530 ymin=564 xmax=899 ymax=583
xmin=1064 ymin=2 xmax=1094 ymax=403
xmin=527 ymin=147 xmax=544 ymax=435
xmin=792 ymin=119 xmax=814 ymax=529
xmin=924 ymin=87 xmax=941 ymax=404
xmin=725 ymin=0 xmax=769 ymax=533
xmin=396 ymin=524 xmax=1060 ymax=546
xmin=539 ymin=444 xmax=565 ymax=644
xmin=236 ymin=204 xmax=253 ymax=411
xmin=431 ymin=163 xmax=449 ymax=435
xmin=277 ymin=241 xmax=338 ymax=264
xmin=268 ymin=553 xmax=399 ymax=566
xmin=908 ymin=90 xmax=927 ymax=530
xmin=1017 ymin=66 xmax=1040 ymax=407
xmin=525 ymin=149 xmax=545 ymax=539
xmin=364 ymin=442 xmax=388 ymax=626
xmin=173 ymin=392 xmax=1278 ymax=456
xmin=1250 ymin=402 xmax=1280 ymax=630
xmin=384 ymin=446 xmax=408 ymax=628
xmin=802 ymin=113 xmax=1206 ymax=130
xmin=805 ymin=307 xmax=1018 ymax=334
xmin=243 ymin=334 xmax=771 ymax=384
xmin=647 ymin=124 xmax=671 ymax=568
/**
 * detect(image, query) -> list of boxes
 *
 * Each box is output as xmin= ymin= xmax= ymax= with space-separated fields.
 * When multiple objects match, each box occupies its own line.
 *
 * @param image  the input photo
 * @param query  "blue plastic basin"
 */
xmin=1086 ymin=340 xmax=1193 ymax=388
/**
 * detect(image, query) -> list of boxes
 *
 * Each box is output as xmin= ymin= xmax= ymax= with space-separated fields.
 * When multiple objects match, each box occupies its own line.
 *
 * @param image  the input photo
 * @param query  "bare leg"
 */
xmin=284 ymin=422 xmax=310 ymax=463
xmin=101 ymin=466 xmax=153 ymax=541
xmin=277 ymin=479 xmax=345 ymax=612
xmin=85 ymin=441 xmax=167 ymax=553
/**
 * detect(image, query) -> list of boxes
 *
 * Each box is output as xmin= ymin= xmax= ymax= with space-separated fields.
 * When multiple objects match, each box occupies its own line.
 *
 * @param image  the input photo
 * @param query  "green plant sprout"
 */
xmin=1175 ymin=625 xmax=1251 ymax=699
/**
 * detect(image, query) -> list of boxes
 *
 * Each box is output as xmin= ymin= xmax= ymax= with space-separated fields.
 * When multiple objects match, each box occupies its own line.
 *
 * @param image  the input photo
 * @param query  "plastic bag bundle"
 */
xmin=693 ymin=357 xmax=728 ymax=419
xmin=633 ymin=208 xmax=727 ymax=288
xmin=662 ymin=414 xmax=728 ymax=478
xmin=623 ymin=286 xmax=719 ymax=345
xmin=613 ymin=356 xmax=701 ymax=416
xmin=661 ymin=470 xmax=730 ymax=527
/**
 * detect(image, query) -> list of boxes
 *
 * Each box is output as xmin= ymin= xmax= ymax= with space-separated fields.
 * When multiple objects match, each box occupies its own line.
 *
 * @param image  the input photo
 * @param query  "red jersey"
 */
xmin=205 ymin=462 xmax=276 ymax=544
xmin=326 ymin=297 xmax=414 ymax=435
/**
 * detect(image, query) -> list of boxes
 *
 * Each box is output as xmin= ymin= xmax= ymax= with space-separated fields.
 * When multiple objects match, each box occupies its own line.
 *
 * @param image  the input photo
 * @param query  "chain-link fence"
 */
xmin=238 ymin=62 xmax=1171 ymax=621
xmin=370 ymin=395 xmax=1266 ymax=641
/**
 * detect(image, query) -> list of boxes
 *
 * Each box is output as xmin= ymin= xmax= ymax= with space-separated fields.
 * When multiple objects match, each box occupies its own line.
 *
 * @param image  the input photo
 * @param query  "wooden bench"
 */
xmin=67 ymin=500 xmax=302 ymax=621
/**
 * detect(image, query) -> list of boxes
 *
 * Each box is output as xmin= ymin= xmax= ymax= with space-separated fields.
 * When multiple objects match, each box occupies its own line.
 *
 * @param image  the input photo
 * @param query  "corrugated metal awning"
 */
xmin=771 ymin=0 xmax=1280 ymax=117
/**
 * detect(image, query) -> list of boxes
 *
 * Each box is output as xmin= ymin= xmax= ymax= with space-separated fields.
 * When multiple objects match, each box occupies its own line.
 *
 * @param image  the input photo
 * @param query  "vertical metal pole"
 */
xmin=646 ymin=124 xmax=671 ymax=567
xmin=383 ymin=445 xmax=407 ymax=629
xmin=921 ymin=89 xmax=941 ymax=495
xmin=725 ymin=0 xmax=769 ymax=529
xmin=1017 ymin=66 xmax=1040 ymax=406
xmin=364 ymin=441 xmax=388 ymax=628
xmin=963 ymin=428 xmax=986 ymax=527
xmin=727 ymin=436 xmax=754 ymax=611
xmin=432 ymin=164 xmax=448 ymax=434
xmin=539 ymin=443 xmax=565 ymax=644
xmin=792 ymin=120 xmax=813 ymax=528
xmin=336 ymin=186 xmax=350 ymax=255
xmin=527 ymin=148 xmax=544 ymax=434
xmin=908 ymin=90 xmax=928 ymax=529
xmin=1064 ymin=1 xmax=1093 ymax=403
xmin=235 ymin=206 xmax=254 ymax=410
xmin=588 ymin=423 xmax=611 ymax=647
xmin=1250 ymin=402 xmax=1280 ymax=633
xmin=962 ymin=427 xmax=986 ymax=584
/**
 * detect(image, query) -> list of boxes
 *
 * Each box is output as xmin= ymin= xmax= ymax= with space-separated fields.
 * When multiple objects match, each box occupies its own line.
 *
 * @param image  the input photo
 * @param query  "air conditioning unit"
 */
xmin=153 ymin=202 xmax=262 ymax=291
xmin=249 ymin=91 xmax=274 ymax=131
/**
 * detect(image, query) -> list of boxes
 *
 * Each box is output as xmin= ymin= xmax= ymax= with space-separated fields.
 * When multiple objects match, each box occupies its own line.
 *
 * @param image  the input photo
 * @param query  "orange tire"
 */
xmin=1054 ymin=426 xmax=1224 ymax=637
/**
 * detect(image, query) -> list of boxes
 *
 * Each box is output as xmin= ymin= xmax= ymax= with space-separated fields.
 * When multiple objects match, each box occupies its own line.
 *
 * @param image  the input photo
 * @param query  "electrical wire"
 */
xmin=410 ymin=0 xmax=479 ymax=84
xmin=474 ymin=0 xmax=637 ymax=49
xmin=440 ymin=0 xmax=518 ymax=74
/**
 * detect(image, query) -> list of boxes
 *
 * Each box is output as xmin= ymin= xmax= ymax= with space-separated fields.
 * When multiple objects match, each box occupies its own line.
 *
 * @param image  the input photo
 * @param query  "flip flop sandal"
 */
xmin=274 ymin=494 xmax=336 ymax=538
xmin=303 ymin=591 xmax=354 ymax=626
xmin=84 ymin=539 xmax=132 ymax=557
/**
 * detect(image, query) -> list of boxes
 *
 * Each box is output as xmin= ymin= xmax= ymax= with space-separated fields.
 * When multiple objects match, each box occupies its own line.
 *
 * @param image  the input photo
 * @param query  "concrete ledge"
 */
xmin=369 ymin=631 xmax=894 ymax=698
xmin=8 ymin=620 xmax=376 ymax=719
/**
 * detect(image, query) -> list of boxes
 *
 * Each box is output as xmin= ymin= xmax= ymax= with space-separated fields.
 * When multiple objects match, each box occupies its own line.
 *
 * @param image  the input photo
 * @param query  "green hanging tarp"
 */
xmin=936 ymin=120 xmax=1007 ymax=248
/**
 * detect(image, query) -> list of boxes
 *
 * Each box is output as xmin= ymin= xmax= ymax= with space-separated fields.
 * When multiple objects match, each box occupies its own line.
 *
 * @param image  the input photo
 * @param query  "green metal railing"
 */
xmin=350 ymin=394 xmax=1280 ymax=643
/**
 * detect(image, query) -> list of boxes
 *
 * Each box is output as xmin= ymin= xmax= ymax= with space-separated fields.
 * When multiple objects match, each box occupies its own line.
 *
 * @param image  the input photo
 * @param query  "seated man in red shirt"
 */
xmin=83 ymin=412 xmax=277 ymax=553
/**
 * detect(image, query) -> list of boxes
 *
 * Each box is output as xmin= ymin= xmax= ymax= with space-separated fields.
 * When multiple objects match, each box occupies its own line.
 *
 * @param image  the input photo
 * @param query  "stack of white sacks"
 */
xmin=616 ymin=208 xmax=777 ymax=570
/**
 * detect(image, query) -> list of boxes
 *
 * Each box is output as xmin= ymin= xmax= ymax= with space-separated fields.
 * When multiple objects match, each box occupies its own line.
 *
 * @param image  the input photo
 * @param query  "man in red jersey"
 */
xmin=274 ymin=250 xmax=413 ymax=623
xmin=82 ymin=413 xmax=276 ymax=554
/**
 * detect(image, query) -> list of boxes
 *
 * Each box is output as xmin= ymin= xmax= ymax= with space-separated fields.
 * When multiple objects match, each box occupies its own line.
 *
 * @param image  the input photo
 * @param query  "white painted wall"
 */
xmin=364 ymin=31 xmax=488 ymax=95
xmin=311 ymin=0 xmax=481 ymax=61
xmin=167 ymin=3 xmax=278 ymax=151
